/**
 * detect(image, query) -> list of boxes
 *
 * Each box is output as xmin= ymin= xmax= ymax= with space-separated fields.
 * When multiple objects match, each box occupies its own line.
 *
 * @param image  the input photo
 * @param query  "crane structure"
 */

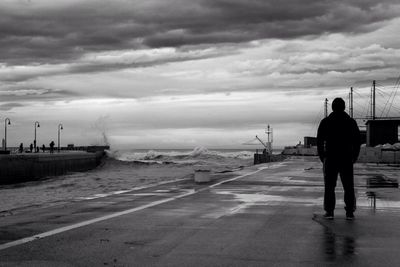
xmin=242 ymin=124 xmax=274 ymax=154
xmin=254 ymin=124 xmax=273 ymax=154
xmin=255 ymin=135 xmax=267 ymax=149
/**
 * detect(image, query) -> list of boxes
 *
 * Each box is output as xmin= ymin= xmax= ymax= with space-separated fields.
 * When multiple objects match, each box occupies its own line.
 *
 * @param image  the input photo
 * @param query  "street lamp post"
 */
xmin=4 ymin=118 xmax=10 ymax=151
xmin=34 ymin=121 xmax=40 ymax=152
xmin=58 ymin=123 xmax=63 ymax=152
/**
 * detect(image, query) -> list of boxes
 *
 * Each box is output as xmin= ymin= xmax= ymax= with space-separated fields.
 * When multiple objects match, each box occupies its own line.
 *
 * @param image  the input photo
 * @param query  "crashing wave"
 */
xmin=190 ymin=146 xmax=209 ymax=157
xmin=106 ymin=147 xmax=253 ymax=166
xmin=105 ymin=147 xmax=254 ymax=173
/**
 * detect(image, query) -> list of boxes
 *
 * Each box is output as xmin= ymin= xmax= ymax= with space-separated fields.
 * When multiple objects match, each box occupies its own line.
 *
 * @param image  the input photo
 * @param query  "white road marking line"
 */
xmin=209 ymin=169 xmax=262 ymax=188
xmin=75 ymin=177 xmax=189 ymax=200
xmin=130 ymin=193 xmax=170 ymax=196
xmin=0 ymin=165 xmax=275 ymax=251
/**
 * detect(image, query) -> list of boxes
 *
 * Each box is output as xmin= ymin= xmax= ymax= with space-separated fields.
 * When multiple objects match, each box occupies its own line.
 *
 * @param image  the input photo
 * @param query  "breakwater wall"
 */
xmin=281 ymin=146 xmax=318 ymax=156
xmin=0 ymin=152 xmax=105 ymax=184
xmin=254 ymin=153 xmax=287 ymax=165
xmin=281 ymin=146 xmax=400 ymax=164
xmin=357 ymin=147 xmax=400 ymax=164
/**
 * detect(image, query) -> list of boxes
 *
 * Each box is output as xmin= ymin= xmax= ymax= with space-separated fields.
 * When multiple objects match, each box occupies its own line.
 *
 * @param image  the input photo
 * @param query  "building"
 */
xmin=303 ymin=136 xmax=317 ymax=147
xmin=366 ymin=119 xmax=400 ymax=147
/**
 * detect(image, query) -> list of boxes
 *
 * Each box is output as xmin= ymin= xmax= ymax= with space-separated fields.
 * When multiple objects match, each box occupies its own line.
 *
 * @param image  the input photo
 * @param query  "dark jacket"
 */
xmin=317 ymin=111 xmax=361 ymax=163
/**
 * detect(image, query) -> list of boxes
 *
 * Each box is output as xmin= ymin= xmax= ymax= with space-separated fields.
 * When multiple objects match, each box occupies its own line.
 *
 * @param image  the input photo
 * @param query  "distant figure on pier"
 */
xmin=317 ymin=97 xmax=361 ymax=220
xmin=42 ymin=144 xmax=46 ymax=153
xmin=29 ymin=143 xmax=33 ymax=153
xmin=49 ymin=141 xmax=55 ymax=153
xmin=36 ymin=146 xmax=39 ymax=153
xmin=19 ymin=143 xmax=23 ymax=153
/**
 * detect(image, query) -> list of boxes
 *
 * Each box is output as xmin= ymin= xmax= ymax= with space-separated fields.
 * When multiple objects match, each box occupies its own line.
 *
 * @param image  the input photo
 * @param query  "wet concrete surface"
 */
xmin=0 ymin=156 xmax=400 ymax=266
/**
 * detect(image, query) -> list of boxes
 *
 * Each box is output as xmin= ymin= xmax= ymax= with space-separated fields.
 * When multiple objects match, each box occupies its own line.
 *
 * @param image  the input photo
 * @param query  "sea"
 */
xmin=108 ymin=147 xmax=256 ymax=170
xmin=0 ymin=147 xmax=277 ymax=214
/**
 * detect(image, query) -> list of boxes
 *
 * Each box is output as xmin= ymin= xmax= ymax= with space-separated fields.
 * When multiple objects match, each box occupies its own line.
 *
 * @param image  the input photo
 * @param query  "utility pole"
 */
xmin=372 ymin=80 xmax=376 ymax=120
xmin=324 ymin=98 xmax=328 ymax=118
xmin=349 ymin=87 xmax=353 ymax=118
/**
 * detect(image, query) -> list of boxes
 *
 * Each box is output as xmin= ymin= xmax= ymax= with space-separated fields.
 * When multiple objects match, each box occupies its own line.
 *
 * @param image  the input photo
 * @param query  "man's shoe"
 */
xmin=346 ymin=212 xmax=355 ymax=220
xmin=323 ymin=212 xmax=334 ymax=220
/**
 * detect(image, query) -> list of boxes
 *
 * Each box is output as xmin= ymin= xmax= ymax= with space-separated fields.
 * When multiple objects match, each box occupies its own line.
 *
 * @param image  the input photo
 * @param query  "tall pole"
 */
xmin=349 ymin=92 xmax=351 ymax=114
xmin=265 ymin=124 xmax=273 ymax=154
xmin=349 ymin=87 xmax=353 ymax=118
xmin=58 ymin=123 xmax=63 ymax=152
xmin=4 ymin=118 xmax=10 ymax=151
xmin=324 ymin=98 xmax=328 ymax=118
xmin=372 ymin=80 xmax=376 ymax=120
xmin=34 ymin=121 xmax=40 ymax=151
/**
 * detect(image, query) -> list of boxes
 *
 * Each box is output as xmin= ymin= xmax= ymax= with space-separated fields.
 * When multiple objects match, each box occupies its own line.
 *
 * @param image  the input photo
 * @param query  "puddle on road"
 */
xmin=321 ymin=226 xmax=356 ymax=262
xmin=214 ymin=189 xmax=400 ymax=212
xmin=215 ymin=190 xmax=322 ymax=206
xmin=367 ymin=175 xmax=399 ymax=188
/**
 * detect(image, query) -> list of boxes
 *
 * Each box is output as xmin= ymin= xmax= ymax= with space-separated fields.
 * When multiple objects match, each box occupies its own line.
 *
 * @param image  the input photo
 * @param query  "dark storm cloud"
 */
xmin=67 ymin=47 xmax=233 ymax=75
xmin=0 ymin=102 xmax=25 ymax=111
xmin=0 ymin=0 xmax=399 ymax=65
xmin=0 ymin=87 xmax=81 ymax=103
xmin=0 ymin=46 xmax=234 ymax=83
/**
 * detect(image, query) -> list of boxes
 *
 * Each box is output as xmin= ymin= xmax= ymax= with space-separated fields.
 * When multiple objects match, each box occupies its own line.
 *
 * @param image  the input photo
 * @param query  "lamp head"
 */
xmin=8 ymin=121 xmax=10 ymax=125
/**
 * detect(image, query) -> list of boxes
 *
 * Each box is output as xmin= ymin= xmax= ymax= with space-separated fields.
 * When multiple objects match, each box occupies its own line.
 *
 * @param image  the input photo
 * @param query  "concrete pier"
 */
xmin=0 ymin=156 xmax=399 ymax=266
xmin=0 ymin=152 xmax=104 ymax=184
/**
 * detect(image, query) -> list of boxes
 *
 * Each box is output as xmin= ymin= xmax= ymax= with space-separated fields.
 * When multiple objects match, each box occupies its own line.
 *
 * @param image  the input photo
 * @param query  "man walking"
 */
xmin=317 ymin=97 xmax=361 ymax=220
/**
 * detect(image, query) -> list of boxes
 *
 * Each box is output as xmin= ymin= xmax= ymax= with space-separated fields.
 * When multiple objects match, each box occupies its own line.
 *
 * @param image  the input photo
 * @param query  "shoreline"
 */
xmin=0 ymin=150 xmax=282 ymax=214
xmin=0 ymin=153 xmax=256 ymax=215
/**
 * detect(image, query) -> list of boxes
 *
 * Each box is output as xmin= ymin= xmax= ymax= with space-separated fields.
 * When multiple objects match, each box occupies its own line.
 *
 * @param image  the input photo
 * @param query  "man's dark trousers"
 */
xmin=323 ymin=157 xmax=356 ymax=213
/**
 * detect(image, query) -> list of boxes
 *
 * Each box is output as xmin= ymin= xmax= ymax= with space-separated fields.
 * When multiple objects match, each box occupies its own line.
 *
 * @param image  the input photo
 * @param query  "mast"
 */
xmin=324 ymin=98 xmax=328 ymax=118
xmin=349 ymin=87 xmax=353 ymax=118
xmin=372 ymin=80 xmax=376 ymax=120
xmin=265 ymin=124 xmax=273 ymax=154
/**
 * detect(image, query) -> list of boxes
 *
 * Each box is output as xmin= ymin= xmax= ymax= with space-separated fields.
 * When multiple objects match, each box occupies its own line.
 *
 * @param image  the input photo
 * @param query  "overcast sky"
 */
xmin=1 ymin=0 xmax=400 ymax=150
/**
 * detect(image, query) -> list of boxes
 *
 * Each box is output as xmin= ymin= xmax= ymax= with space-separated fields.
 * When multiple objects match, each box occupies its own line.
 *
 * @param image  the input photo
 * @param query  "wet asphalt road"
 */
xmin=0 ymin=157 xmax=400 ymax=266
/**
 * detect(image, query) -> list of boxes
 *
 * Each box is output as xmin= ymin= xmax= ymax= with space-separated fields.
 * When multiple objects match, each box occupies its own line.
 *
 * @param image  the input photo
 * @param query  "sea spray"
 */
xmin=190 ymin=146 xmax=209 ymax=157
xmin=89 ymin=116 xmax=110 ymax=146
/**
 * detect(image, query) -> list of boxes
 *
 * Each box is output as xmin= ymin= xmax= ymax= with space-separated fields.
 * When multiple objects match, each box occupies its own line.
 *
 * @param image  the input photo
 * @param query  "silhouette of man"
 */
xmin=49 ymin=141 xmax=55 ymax=153
xmin=317 ymin=98 xmax=361 ymax=220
